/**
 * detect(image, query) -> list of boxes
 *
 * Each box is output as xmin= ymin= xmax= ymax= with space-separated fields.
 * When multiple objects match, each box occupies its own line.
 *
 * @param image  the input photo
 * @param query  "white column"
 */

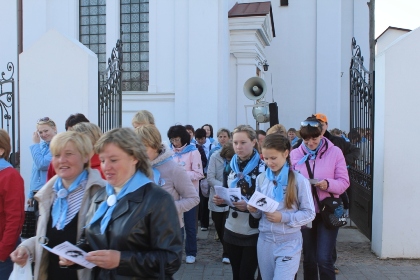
xmin=315 ymin=0 xmax=341 ymax=127
xmin=372 ymin=28 xmax=420 ymax=258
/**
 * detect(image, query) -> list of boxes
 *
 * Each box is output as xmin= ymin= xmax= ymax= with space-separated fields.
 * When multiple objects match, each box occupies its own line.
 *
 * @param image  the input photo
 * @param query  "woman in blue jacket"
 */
xmin=28 ymin=117 xmax=57 ymax=204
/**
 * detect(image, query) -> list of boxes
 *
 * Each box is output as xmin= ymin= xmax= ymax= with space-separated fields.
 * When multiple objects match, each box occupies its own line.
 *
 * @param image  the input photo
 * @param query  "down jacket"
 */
xmin=290 ymin=137 xmax=350 ymax=212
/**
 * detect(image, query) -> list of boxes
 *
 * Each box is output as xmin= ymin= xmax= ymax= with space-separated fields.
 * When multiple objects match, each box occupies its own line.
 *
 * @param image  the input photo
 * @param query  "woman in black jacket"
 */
xmin=61 ymin=128 xmax=182 ymax=279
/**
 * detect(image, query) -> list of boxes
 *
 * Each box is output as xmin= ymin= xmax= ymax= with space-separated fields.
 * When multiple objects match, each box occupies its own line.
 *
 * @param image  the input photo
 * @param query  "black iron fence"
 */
xmin=98 ymin=40 xmax=123 ymax=132
xmin=348 ymin=37 xmax=374 ymax=239
xmin=0 ymin=62 xmax=17 ymax=167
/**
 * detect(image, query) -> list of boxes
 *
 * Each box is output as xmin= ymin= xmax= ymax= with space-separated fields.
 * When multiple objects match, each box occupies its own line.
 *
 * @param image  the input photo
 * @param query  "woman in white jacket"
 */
xmin=207 ymin=142 xmax=235 ymax=264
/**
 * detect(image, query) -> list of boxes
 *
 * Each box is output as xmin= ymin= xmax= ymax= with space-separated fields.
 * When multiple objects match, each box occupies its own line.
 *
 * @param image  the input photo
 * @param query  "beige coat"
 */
xmin=20 ymin=168 xmax=105 ymax=280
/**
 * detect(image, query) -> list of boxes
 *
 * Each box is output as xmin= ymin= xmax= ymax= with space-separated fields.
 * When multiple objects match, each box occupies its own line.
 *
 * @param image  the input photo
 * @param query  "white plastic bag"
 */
xmin=8 ymin=260 xmax=32 ymax=280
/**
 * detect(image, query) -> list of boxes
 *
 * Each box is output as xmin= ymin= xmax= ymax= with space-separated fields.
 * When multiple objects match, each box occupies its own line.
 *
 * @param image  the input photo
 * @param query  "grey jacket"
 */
xmin=206 ymin=150 xmax=228 ymax=212
xmin=251 ymin=170 xmax=315 ymax=242
xmin=151 ymin=144 xmax=199 ymax=227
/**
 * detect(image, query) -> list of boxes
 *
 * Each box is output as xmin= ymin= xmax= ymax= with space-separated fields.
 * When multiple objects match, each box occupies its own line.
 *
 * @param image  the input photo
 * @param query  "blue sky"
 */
xmin=376 ymin=0 xmax=420 ymax=37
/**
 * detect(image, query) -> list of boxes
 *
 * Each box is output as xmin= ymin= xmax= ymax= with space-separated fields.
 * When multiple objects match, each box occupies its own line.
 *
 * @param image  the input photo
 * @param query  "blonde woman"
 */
xmin=131 ymin=110 xmax=155 ymax=128
xmin=28 ymin=117 xmax=57 ymax=203
xmin=11 ymin=131 xmax=105 ymax=279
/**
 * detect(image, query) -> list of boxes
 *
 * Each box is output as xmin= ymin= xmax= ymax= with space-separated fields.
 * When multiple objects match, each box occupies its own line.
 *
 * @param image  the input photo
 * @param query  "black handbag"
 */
xmin=21 ymin=205 xmax=37 ymax=238
xmin=305 ymin=159 xmax=347 ymax=230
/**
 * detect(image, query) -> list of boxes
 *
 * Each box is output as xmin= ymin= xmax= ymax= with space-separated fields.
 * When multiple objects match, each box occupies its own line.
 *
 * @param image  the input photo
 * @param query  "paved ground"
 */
xmin=174 ymin=222 xmax=420 ymax=280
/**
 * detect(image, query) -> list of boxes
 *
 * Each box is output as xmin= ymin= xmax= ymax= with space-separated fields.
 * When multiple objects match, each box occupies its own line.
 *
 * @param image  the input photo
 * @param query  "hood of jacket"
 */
xmin=151 ymin=143 xmax=174 ymax=166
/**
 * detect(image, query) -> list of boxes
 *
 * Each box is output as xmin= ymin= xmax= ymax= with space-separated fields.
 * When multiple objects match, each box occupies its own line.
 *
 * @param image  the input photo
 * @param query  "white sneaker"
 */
xmin=186 ymin=256 xmax=196 ymax=264
xmin=222 ymin=257 xmax=230 ymax=264
xmin=201 ymin=227 xmax=208 ymax=231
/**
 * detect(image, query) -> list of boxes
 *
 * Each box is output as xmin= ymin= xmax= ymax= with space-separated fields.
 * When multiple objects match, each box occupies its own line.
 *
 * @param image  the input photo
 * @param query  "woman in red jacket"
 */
xmin=0 ymin=129 xmax=24 ymax=278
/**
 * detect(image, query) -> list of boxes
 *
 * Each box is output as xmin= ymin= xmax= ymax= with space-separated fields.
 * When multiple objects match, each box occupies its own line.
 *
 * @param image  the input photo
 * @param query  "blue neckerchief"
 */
xmin=88 ymin=171 xmax=151 ymax=234
xmin=173 ymin=144 xmax=197 ymax=158
xmin=209 ymin=137 xmax=215 ymax=143
xmin=51 ymin=170 xmax=88 ymax=230
xmin=229 ymin=149 xmax=260 ymax=188
xmin=0 ymin=158 xmax=12 ymax=172
xmin=297 ymin=139 xmax=324 ymax=165
xmin=291 ymin=136 xmax=299 ymax=147
xmin=151 ymin=155 xmax=173 ymax=186
xmin=209 ymin=143 xmax=222 ymax=160
xmin=190 ymin=138 xmax=197 ymax=144
xmin=266 ymin=162 xmax=289 ymax=202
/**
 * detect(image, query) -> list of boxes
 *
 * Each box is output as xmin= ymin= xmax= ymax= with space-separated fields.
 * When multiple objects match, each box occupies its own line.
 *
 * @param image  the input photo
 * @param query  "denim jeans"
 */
xmin=183 ymin=206 xmax=197 ymax=257
xmin=0 ymin=238 xmax=20 ymax=280
xmin=302 ymin=214 xmax=339 ymax=280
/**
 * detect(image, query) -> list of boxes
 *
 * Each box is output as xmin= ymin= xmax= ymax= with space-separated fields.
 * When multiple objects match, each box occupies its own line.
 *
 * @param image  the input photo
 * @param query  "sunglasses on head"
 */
xmin=301 ymin=120 xmax=321 ymax=128
xmin=37 ymin=117 xmax=50 ymax=124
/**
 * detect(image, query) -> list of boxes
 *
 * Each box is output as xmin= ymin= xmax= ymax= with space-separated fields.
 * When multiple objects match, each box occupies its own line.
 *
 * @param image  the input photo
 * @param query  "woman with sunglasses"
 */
xmin=167 ymin=125 xmax=204 ymax=264
xmin=28 ymin=117 xmax=58 ymax=204
xmin=290 ymin=116 xmax=349 ymax=280
xmin=213 ymin=125 xmax=265 ymax=280
xmin=11 ymin=131 xmax=105 ymax=279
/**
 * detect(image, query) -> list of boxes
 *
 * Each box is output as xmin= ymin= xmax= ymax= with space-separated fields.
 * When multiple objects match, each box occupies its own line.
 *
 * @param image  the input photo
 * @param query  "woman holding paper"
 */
xmin=213 ymin=125 xmax=265 ymax=280
xmin=290 ymin=116 xmax=349 ymax=280
xmin=70 ymin=128 xmax=182 ymax=279
xmin=247 ymin=133 xmax=315 ymax=279
xmin=10 ymin=131 xmax=105 ymax=280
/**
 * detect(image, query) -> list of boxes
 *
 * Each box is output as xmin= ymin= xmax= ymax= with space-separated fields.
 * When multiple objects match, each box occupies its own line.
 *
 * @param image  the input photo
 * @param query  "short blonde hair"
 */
xmin=267 ymin=124 xmax=287 ymax=137
xmin=50 ymin=131 xmax=92 ymax=169
xmin=95 ymin=128 xmax=152 ymax=178
xmin=134 ymin=124 xmax=162 ymax=151
xmin=0 ymin=129 xmax=11 ymax=160
xmin=70 ymin=122 xmax=103 ymax=146
xmin=131 ymin=110 xmax=155 ymax=127
xmin=36 ymin=117 xmax=57 ymax=129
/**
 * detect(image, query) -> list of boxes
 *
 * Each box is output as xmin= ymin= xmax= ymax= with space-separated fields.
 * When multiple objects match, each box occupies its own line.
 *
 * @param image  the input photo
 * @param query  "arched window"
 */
xmin=120 ymin=0 xmax=149 ymax=91
xmin=79 ymin=0 xmax=107 ymax=72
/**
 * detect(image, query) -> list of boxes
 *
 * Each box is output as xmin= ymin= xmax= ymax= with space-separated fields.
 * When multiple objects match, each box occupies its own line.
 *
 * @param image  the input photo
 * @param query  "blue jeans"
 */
xmin=183 ymin=206 xmax=197 ymax=257
xmin=302 ymin=214 xmax=339 ymax=280
xmin=0 ymin=238 xmax=20 ymax=280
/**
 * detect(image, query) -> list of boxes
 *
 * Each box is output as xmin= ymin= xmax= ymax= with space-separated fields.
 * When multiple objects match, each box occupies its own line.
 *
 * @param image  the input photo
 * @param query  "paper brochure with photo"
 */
xmin=248 ymin=190 xmax=279 ymax=213
xmin=214 ymin=186 xmax=243 ymax=208
xmin=41 ymin=241 xmax=96 ymax=269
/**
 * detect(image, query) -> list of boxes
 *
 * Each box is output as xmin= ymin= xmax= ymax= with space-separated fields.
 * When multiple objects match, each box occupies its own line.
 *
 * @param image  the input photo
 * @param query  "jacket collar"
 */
xmin=35 ymin=168 xmax=106 ymax=204
xmin=150 ymin=143 xmax=174 ymax=166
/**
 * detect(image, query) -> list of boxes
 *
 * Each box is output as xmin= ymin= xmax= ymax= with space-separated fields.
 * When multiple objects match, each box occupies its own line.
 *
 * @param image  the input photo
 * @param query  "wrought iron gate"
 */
xmin=0 ymin=62 xmax=17 ymax=167
xmin=348 ymin=38 xmax=374 ymax=240
xmin=98 ymin=40 xmax=123 ymax=132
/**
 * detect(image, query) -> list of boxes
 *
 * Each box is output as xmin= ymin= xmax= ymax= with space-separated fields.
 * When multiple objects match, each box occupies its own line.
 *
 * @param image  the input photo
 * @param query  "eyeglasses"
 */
xmin=170 ymin=137 xmax=181 ymax=143
xmin=37 ymin=117 xmax=50 ymax=124
xmin=301 ymin=120 xmax=321 ymax=128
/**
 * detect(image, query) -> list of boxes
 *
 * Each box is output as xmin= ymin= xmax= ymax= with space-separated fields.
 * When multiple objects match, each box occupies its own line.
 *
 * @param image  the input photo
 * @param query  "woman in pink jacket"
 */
xmin=167 ymin=125 xmax=204 ymax=264
xmin=290 ymin=116 xmax=349 ymax=280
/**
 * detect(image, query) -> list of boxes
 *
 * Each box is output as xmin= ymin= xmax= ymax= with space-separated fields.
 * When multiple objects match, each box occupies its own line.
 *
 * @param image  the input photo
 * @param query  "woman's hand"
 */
xmin=32 ymin=131 xmax=40 ymax=144
xmin=314 ymin=180 xmax=328 ymax=191
xmin=27 ymin=198 xmax=33 ymax=206
xmin=247 ymin=205 xmax=258 ymax=213
xmin=265 ymin=211 xmax=282 ymax=223
xmin=59 ymin=256 xmax=75 ymax=267
xmin=85 ymin=250 xmax=121 ymax=269
xmin=10 ymin=247 xmax=29 ymax=267
xmin=232 ymin=200 xmax=247 ymax=211
xmin=213 ymin=195 xmax=225 ymax=205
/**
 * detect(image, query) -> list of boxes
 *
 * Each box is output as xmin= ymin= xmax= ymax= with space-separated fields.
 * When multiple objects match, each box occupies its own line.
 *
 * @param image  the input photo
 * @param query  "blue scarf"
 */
xmin=88 ymin=171 xmax=151 ymax=234
xmin=297 ymin=139 xmax=324 ymax=165
xmin=0 ymin=158 xmax=12 ymax=172
xmin=152 ymin=155 xmax=173 ymax=186
xmin=209 ymin=137 xmax=215 ymax=143
xmin=291 ymin=136 xmax=299 ymax=147
xmin=173 ymin=144 xmax=197 ymax=158
xmin=266 ymin=162 xmax=289 ymax=202
xmin=51 ymin=170 xmax=88 ymax=230
xmin=229 ymin=149 xmax=260 ymax=188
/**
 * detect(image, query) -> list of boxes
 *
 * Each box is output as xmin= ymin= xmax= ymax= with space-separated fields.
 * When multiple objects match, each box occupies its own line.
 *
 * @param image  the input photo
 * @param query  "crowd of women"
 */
xmin=0 ymin=111 xmax=350 ymax=280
